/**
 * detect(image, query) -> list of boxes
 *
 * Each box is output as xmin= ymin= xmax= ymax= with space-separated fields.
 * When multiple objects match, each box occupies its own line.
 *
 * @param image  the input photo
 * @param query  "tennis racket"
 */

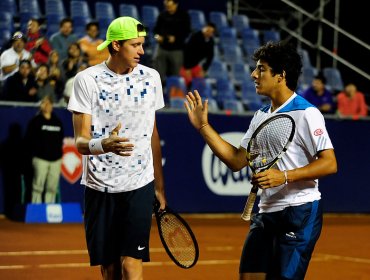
xmin=153 ymin=199 xmax=199 ymax=269
xmin=241 ymin=114 xmax=296 ymax=221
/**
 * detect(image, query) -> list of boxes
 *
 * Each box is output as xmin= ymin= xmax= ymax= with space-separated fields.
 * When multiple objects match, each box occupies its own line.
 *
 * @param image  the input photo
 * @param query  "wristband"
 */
xmin=284 ymin=170 xmax=288 ymax=185
xmin=88 ymin=138 xmax=104 ymax=155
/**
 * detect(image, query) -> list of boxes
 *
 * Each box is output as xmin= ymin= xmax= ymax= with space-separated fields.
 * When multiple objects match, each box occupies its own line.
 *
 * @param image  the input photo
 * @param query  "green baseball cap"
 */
xmin=97 ymin=17 xmax=147 ymax=51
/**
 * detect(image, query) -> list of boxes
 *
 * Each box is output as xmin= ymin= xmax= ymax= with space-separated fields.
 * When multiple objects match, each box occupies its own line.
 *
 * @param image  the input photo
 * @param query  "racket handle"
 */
xmin=241 ymin=186 xmax=258 ymax=222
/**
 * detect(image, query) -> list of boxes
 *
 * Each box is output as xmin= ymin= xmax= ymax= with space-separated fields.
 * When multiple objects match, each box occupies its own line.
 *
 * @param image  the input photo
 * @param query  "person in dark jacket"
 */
xmin=180 ymin=22 xmax=216 ymax=87
xmin=25 ymin=95 xmax=64 ymax=203
xmin=153 ymin=0 xmax=191 ymax=84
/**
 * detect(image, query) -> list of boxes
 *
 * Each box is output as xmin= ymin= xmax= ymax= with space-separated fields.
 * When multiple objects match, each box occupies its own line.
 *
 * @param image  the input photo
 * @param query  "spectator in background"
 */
xmin=25 ymin=18 xmax=52 ymax=66
xmin=25 ymin=95 xmax=64 ymax=203
xmin=78 ymin=22 xmax=109 ymax=66
xmin=0 ymin=32 xmax=32 ymax=83
xmin=153 ymin=0 xmax=191 ymax=84
xmin=2 ymin=59 xmax=37 ymax=102
xmin=337 ymin=83 xmax=368 ymax=119
xmin=35 ymin=63 xmax=57 ymax=102
xmin=301 ymin=73 xmax=335 ymax=114
xmin=48 ymin=50 xmax=65 ymax=101
xmin=50 ymin=18 xmax=78 ymax=61
xmin=62 ymin=62 xmax=88 ymax=105
xmin=180 ymin=22 xmax=216 ymax=87
xmin=62 ymin=42 xmax=86 ymax=79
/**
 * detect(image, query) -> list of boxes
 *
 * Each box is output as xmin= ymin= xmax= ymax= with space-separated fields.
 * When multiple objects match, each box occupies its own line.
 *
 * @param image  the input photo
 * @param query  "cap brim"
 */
xmin=97 ymin=40 xmax=111 ymax=51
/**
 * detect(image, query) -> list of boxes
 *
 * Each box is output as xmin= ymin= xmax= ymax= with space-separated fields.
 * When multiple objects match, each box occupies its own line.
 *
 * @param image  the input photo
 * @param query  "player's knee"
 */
xmin=121 ymin=256 xmax=142 ymax=279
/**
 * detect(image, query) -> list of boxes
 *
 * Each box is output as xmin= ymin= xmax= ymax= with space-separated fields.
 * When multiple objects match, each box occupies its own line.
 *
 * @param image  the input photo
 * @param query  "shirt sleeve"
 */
xmin=297 ymin=107 xmax=334 ymax=156
xmin=67 ymin=71 xmax=95 ymax=114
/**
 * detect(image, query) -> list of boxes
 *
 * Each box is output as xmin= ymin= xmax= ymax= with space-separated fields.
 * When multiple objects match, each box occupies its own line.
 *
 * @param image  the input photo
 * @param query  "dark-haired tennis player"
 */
xmin=185 ymin=41 xmax=337 ymax=280
xmin=68 ymin=17 xmax=166 ymax=280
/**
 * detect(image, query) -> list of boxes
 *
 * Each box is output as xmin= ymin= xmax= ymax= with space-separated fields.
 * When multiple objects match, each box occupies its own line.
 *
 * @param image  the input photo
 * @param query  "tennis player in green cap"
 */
xmin=68 ymin=16 xmax=167 ymax=280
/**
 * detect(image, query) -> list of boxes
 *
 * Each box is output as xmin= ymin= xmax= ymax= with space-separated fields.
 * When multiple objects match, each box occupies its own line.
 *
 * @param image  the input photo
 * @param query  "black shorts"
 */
xmin=84 ymin=182 xmax=155 ymax=266
xmin=239 ymin=200 xmax=323 ymax=279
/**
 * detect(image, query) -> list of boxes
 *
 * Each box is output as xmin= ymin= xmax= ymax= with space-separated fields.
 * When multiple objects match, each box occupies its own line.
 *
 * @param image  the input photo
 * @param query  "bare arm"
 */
xmin=151 ymin=120 xmax=166 ymax=210
xmin=184 ymin=90 xmax=248 ymax=171
xmin=72 ymin=112 xmax=134 ymax=156
xmin=252 ymin=149 xmax=337 ymax=188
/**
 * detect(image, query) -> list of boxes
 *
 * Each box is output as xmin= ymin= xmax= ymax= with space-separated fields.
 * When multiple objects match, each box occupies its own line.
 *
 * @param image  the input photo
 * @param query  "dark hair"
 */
xmin=59 ymin=17 xmax=73 ymax=28
xmin=19 ymin=59 xmax=32 ymax=67
xmin=252 ymin=40 xmax=302 ymax=91
xmin=314 ymin=73 xmax=326 ymax=84
xmin=85 ymin=21 xmax=99 ymax=31
xmin=206 ymin=22 xmax=217 ymax=30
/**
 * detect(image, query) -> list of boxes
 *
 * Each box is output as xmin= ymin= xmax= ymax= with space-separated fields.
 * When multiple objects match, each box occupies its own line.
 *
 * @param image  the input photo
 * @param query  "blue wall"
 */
xmin=0 ymin=105 xmax=370 ymax=215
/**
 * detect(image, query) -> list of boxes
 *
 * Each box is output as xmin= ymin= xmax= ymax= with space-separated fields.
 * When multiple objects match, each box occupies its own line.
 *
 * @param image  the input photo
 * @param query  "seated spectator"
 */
xmin=0 ymin=32 xmax=32 ymax=83
xmin=35 ymin=63 xmax=57 ymax=102
xmin=2 ymin=59 xmax=37 ymax=102
xmin=62 ymin=43 xmax=86 ymax=79
xmin=301 ymin=73 xmax=335 ymax=114
xmin=180 ymin=22 xmax=216 ymax=87
xmin=337 ymin=83 xmax=368 ymax=119
xmin=63 ymin=62 xmax=88 ymax=105
xmin=78 ymin=22 xmax=109 ymax=66
xmin=25 ymin=18 xmax=52 ymax=66
xmin=50 ymin=18 xmax=78 ymax=61
xmin=48 ymin=50 xmax=65 ymax=100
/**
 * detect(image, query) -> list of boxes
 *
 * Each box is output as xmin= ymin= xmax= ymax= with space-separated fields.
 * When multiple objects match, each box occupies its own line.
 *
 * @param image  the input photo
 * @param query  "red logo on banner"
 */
xmin=61 ymin=138 xmax=82 ymax=184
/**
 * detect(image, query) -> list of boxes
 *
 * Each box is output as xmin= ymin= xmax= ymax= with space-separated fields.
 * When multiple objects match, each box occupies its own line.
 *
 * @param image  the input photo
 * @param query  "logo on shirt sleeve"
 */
xmin=314 ymin=128 xmax=324 ymax=136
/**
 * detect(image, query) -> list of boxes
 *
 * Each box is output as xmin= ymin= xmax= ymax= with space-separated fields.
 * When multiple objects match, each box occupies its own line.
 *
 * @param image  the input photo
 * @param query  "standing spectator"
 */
xmin=25 ymin=18 xmax=52 ymax=66
xmin=301 ymin=73 xmax=335 ymax=114
xmin=337 ymin=83 xmax=368 ymax=119
xmin=68 ymin=16 xmax=166 ymax=279
xmin=78 ymin=22 xmax=109 ymax=66
xmin=1 ymin=59 xmax=37 ymax=102
xmin=153 ymin=0 xmax=191 ymax=84
xmin=49 ymin=18 xmax=78 ymax=61
xmin=0 ymin=32 xmax=32 ymax=83
xmin=62 ymin=42 xmax=86 ymax=79
xmin=180 ymin=22 xmax=216 ymax=87
xmin=35 ymin=63 xmax=57 ymax=102
xmin=25 ymin=95 xmax=64 ymax=203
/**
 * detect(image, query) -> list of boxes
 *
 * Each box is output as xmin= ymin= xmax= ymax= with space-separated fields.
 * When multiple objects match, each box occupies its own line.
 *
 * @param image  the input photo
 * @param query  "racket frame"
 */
xmin=154 ymin=200 xmax=199 ymax=269
xmin=241 ymin=114 xmax=296 ymax=221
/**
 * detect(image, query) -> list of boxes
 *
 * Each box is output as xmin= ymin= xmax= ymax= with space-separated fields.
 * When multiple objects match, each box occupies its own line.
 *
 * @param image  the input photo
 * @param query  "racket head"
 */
xmin=246 ymin=114 xmax=295 ymax=173
xmin=153 ymin=200 xmax=199 ymax=269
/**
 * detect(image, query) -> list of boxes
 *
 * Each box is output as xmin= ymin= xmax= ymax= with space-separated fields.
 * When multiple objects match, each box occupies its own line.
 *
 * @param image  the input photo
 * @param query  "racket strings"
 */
xmin=249 ymin=118 xmax=293 ymax=170
xmin=159 ymin=214 xmax=197 ymax=267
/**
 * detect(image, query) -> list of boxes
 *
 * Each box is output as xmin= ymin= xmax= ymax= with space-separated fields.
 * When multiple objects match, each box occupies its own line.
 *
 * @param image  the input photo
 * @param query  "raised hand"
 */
xmin=184 ymin=90 xmax=209 ymax=131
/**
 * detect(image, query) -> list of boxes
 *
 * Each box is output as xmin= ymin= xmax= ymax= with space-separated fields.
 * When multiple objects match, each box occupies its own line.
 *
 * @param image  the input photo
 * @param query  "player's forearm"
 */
xmin=199 ymin=124 xmax=246 ymax=171
xmin=286 ymin=149 xmax=337 ymax=183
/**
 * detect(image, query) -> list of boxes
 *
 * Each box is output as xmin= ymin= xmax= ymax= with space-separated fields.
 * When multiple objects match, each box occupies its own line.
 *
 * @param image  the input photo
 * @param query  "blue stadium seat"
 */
xmin=223 ymin=99 xmax=244 ymax=113
xmin=215 ymin=77 xmax=237 ymax=103
xmin=0 ymin=28 xmax=11 ymax=51
xmin=141 ymin=5 xmax=159 ymax=32
xmin=323 ymin=67 xmax=344 ymax=92
xmin=169 ymin=97 xmax=186 ymax=110
xmin=119 ymin=4 xmax=140 ymax=19
xmin=241 ymin=78 xmax=263 ymax=111
xmin=219 ymin=27 xmax=238 ymax=51
xmin=0 ymin=0 xmax=17 ymax=15
xmin=190 ymin=77 xmax=214 ymax=99
xmin=0 ymin=12 xmax=15 ymax=34
xmin=166 ymin=75 xmax=187 ymax=98
xmin=231 ymin=61 xmax=251 ymax=85
xmin=188 ymin=9 xmax=206 ymax=31
xmin=299 ymin=66 xmax=317 ymax=91
xmin=95 ymin=2 xmax=116 ymax=20
xmin=46 ymin=14 xmax=65 ymax=38
xmin=222 ymin=44 xmax=244 ymax=65
xmin=297 ymin=48 xmax=312 ymax=68
xmin=262 ymin=29 xmax=281 ymax=43
xmin=206 ymin=59 xmax=229 ymax=82
xmin=70 ymin=0 xmax=92 ymax=19
xmin=19 ymin=0 xmax=41 ymax=15
xmin=72 ymin=16 xmax=92 ymax=38
xmin=209 ymin=11 xmax=229 ymax=33
xmin=231 ymin=14 xmax=250 ymax=36
xmin=45 ymin=0 xmax=66 ymax=17
xmin=240 ymin=27 xmax=261 ymax=67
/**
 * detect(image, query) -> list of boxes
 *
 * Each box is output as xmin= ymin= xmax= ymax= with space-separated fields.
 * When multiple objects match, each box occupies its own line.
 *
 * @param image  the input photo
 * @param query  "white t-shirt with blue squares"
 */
xmin=68 ymin=62 xmax=164 ymax=193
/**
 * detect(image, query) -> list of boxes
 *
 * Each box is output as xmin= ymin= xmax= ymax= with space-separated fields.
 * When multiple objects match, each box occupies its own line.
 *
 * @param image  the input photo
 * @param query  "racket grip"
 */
xmin=241 ymin=186 xmax=258 ymax=222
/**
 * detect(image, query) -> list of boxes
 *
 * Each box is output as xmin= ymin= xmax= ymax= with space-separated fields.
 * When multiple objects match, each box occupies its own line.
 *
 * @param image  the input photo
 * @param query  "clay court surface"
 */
xmin=0 ymin=214 xmax=369 ymax=279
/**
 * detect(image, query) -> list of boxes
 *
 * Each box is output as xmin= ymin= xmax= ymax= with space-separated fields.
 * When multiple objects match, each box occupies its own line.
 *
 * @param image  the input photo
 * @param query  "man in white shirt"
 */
xmin=0 ymin=32 xmax=32 ymax=82
xmin=68 ymin=17 xmax=166 ymax=280
xmin=185 ymin=41 xmax=337 ymax=280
